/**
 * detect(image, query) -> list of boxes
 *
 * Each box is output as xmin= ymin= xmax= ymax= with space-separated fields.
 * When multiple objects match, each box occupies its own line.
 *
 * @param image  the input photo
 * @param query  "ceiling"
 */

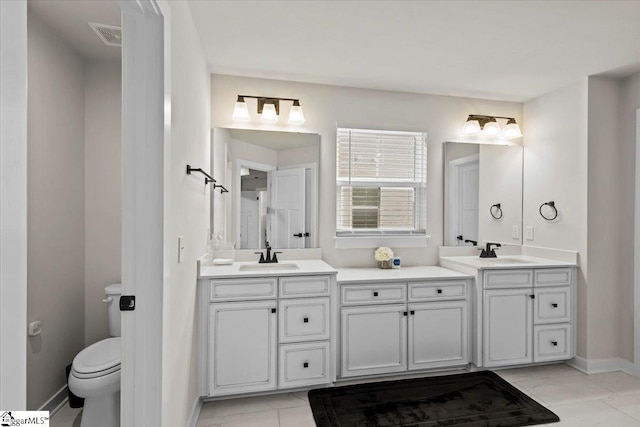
xmin=28 ymin=0 xmax=121 ymax=62
xmin=187 ymin=0 xmax=640 ymax=102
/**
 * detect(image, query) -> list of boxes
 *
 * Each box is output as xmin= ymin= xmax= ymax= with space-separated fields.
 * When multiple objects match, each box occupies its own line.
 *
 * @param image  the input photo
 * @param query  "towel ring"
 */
xmin=490 ymin=203 xmax=503 ymax=220
xmin=539 ymin=201 xmax=558 ymax=221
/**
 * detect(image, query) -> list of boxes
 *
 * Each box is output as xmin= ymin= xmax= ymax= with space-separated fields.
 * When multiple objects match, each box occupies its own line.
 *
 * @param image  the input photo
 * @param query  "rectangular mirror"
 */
xmin=443 ymin=141 xmax=523 ymax=246
xmin=211 ymin=128 xmax=320 ymax=249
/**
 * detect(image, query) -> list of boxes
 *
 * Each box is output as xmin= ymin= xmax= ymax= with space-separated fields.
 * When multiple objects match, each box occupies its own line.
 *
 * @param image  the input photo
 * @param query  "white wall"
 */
xmin=210 ymin=74 xmax=523 ymax=267
xmin=523 ymin=79 xmax=589 ymax=357
xmin=619 ymin=72 xmax=640 ymax=362
xmin=162 ymin=3 xmax=210 ymax=427
xmin=84 ymin=60 xmax=121 ymax=346
xmin=27 ymin=11 xmax=86 ymax=409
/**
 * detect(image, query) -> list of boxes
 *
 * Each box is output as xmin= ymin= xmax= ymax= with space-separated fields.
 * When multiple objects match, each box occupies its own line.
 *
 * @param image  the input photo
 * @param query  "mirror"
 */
xmin=211 ymin=128 xmax=320 ymax=249
xmin=443 ymin=141 xmax=523 ymax=246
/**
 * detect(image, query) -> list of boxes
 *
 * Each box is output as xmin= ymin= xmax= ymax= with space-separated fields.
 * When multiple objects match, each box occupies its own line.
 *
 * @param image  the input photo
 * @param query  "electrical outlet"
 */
xmin=525 ymin=226 xmax=534 ymax=241
xmin=512 ymin=225 xmax=520 ymax=239
xmin=178 ymin=236 xmax=185 ymax=263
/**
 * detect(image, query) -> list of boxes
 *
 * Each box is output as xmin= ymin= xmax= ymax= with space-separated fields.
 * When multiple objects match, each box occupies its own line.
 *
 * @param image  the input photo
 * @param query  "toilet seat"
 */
xmin=72 ymin=337 xmax=121 ymax=379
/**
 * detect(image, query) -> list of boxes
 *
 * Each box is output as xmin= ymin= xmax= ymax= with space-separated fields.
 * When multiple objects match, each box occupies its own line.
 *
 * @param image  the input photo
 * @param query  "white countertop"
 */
xmin=439 ymin=255 xmax=577 ymax=271
xmin=336 ymin=266 xmax=473 ymax=283
xmin=198 ymin=259 xmax=337 ymax=279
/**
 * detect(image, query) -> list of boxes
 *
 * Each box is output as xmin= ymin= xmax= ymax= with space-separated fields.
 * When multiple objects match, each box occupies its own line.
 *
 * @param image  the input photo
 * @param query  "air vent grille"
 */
xmin=89 ymin=22 xmax=122 ymax=47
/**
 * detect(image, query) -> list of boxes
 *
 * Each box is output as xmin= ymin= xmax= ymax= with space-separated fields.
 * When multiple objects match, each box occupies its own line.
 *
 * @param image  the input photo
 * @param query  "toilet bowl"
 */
xmin=69 ymin=284 xmax=121 ymax=427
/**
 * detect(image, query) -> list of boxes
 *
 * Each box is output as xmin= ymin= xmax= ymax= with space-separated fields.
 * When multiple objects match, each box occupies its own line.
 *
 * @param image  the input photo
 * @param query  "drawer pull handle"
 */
xmin=551 ymin=340 xmax=558 ymax=346
xmin=437 ymin=289 xmax=442 ymax=294
xmin=303 ymin=362 xmax=309 ymax=368
xmin=271 ymin=308 xmax=276 ymax=314
xmin=303 ymin=317 xmax=309 ymax=323
xmin=410 ymin=310 xmax=415 ymax=315
xmin=551 ymin=303 xmax=558 ymax=308
xmin=373 ymin=291 xmax=379 ymax=297
xmin=403 ymin=311 xmax=408 ymax=316
xmin=530 ymin=294 xmax=535 ymax=299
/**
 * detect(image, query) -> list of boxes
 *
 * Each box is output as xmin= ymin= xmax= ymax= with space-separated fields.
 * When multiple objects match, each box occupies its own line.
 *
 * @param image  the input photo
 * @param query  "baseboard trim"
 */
xmin=38 ymin=385 xmax=69 ymax=415
xmin=567 ymin=357 xmax=634 ymax=375
xmin=187 ymin=396 xmax=202 ymax=427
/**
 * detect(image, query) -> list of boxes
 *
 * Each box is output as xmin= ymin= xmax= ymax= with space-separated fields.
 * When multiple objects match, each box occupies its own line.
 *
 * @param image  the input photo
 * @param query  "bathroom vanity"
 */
xmin=440 ymin=255 xmax=577 ymax=369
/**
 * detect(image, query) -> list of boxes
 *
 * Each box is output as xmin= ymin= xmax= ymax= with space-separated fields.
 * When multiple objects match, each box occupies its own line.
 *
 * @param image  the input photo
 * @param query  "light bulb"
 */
xmin=288 ymin=100 xmax=305 ymax=125
xmin=483 ymin=119 xmax=501 ymax=137
xmin=503 ymin=119 xmax=522 ymax=139
xmin=231 ymin=96 xmax=250 ymax=122
xmin=261 ymin=103 xmax=278 ymax=124
xmin=462 ymin=118 xmax=481 ymax=135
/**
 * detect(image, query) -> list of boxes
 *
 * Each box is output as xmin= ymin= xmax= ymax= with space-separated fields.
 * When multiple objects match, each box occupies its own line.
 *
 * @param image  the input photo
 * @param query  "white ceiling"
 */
xmin=188 ymin=0 xmax=640 ymax=102
xmin=28 ymin=0 xmax=121 ymax=62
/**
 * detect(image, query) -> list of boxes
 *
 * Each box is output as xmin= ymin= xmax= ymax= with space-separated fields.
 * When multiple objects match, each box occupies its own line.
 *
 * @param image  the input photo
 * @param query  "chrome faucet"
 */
xmin=479 ymin=242 xmax=501 ymax=258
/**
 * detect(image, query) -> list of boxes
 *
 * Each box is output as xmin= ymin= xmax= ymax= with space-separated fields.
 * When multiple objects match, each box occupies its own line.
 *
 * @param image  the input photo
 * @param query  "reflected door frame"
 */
xmin=235 ymin=159 xmax=276 ymax=249
xmin=448 ymin=154 xmax=480 ymax=246
xmin=635 ymin=108 xmax=640 ymax=377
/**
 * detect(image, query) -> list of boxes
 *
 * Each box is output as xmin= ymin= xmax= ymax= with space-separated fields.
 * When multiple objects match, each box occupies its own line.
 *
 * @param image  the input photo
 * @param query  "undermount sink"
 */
xmin=477 ymin=257 xmax=536 ymax=265
xmin=239 ymin=263 xmax=300 ymax=272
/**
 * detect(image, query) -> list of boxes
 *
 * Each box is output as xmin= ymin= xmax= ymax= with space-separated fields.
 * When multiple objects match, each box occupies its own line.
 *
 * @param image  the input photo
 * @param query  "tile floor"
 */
xmin=51 ymin=363 xmax=640 ymax=427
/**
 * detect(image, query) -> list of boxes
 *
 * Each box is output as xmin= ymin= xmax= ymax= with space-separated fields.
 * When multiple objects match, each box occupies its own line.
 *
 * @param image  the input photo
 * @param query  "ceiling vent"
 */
xmin=89 ymin=22 xmax=122 ymax=47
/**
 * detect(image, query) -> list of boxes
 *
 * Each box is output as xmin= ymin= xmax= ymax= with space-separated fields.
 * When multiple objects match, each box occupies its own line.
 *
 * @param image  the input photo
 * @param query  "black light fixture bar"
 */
xmin=238 ymin=95 xmax=301 ymax=114
xmin=186 ymin=164 xmax=215 ymax=185
xmin=467 ymin=114 xmax=517 ymax=126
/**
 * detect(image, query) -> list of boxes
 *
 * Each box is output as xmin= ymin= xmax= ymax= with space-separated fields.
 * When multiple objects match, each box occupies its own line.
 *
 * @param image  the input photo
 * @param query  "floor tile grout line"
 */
xmin=599 ymin=396 xmax=640 ymax=423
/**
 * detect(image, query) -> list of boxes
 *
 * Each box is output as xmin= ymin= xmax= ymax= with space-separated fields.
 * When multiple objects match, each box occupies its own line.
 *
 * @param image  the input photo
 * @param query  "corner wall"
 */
xmin=162 ymin=3 xmax=211 ymax=426
xmin=27 ymin=12 xmax=86 ymax=409
xmin=210 ymin=74 xmax=523 ymax=267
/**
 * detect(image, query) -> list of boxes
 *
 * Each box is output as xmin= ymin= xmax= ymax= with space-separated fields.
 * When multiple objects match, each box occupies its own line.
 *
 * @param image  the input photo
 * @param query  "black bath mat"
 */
xmin=308 ymin=371 xmax=559 ymax=427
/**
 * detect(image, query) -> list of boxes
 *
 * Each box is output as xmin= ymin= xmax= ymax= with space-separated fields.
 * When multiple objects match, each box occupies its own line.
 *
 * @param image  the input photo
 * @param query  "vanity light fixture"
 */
xmin=462 ymin=115 xmax=522 ymax=139
xmin=231 ymin=95 xmax=306 ymax=126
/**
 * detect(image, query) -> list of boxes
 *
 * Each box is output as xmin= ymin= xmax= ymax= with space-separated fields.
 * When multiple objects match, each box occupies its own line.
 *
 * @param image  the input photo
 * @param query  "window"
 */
xmin=336 ymin=128 xmax=427 ymax=237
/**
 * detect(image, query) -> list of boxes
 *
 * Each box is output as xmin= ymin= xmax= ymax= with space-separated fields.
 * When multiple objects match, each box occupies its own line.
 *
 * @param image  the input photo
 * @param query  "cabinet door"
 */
xmin=341 ymin=304 xmax=407 ymax=377
xmin=483 ymin=289 xmax=533 ymax=367
xmin=209 ymin=301 xmax=277 ymax=396
xmin=408 ymin=301 xmax=468 ymax=370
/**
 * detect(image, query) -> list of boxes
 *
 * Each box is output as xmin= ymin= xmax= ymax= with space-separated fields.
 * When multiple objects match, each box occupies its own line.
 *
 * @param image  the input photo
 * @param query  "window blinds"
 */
xmin=336 ymin=128 xmax=427 ymax=235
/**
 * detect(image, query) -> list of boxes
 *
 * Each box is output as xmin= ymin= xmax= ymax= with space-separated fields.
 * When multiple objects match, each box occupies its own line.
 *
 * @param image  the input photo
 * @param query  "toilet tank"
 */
xmin=105 ymin=284 xmax=122 ymax=337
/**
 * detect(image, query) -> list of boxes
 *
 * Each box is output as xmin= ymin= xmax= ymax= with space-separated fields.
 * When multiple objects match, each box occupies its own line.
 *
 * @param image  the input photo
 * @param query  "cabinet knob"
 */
xmin=303 ymin=362 xmax=309 ymax=368
xmin=551 ymin=303 xmax=558 ymax=308
xmin=437 ymin=289 xmax=442 ymax=294
xmin=303 ymin=317 xmax=309 ymax=323
xmin=373 ymin=291 xmax=379 ymax=297
xmin=410 ymin=310 xmax=415 ymax=315
xmin=530 ymin=294 xmax=535 ymax=299
xmin=271 ymin=308 xmax=276 ymax=313
xmin=551 ymin=340 xmax=558 ymax=346
xmin=403 ymin=311 xmax=408 ymax=316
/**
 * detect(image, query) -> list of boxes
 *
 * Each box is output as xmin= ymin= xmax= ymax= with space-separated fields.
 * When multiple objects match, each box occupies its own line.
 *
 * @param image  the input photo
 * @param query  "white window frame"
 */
xmin=335 ymin=128 xmax=429 ymax=248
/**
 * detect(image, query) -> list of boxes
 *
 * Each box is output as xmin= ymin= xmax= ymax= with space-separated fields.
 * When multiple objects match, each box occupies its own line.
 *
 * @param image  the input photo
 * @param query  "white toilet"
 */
xmin=68 ymin=284 xmax=122 ymax=427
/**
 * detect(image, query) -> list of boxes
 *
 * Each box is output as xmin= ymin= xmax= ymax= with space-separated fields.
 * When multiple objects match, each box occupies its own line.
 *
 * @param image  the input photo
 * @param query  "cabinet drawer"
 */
xmin=341 ymin=283 xmax=406 ymax=305
xmin=279 ymin=342 xmax=330 ymax=388
xmin=535 ymin=268 xmax=572 ymax=287
xmin=534 ymin=286 xmax=571 ymax=324
xmin=534 ymin=324 xmax=571 ymax=362
xmin=209 ymin=278 xmax=277 ymax=301
xmin=408 ymin=281 xmax=466 ymax=301
xmin=279 ymin=298 xmax=330 ymax=343
xmin=483 ymin=270 xmax=533 ymax=289
xmin=279 ymin=275 xmax=331 ymax=298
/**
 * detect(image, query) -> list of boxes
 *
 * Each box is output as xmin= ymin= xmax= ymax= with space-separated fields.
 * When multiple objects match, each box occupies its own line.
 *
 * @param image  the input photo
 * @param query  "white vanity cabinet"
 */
xmin=337 ymin=271 xmax=472 ymax=379
xmin=198 ymin=268 xmax=337 ymax=398
xmin=482 ymin=267 xmax=574 ymax=368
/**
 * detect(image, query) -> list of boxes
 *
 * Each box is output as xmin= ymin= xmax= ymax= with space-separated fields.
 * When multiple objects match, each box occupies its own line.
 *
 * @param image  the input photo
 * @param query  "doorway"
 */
xmin=449 ymin=154 xmax=480 ymax=246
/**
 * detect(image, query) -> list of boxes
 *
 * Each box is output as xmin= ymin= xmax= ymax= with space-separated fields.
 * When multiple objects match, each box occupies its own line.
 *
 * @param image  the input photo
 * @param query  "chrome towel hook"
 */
xmin=539 ymin=201 xmax=558 ymax=221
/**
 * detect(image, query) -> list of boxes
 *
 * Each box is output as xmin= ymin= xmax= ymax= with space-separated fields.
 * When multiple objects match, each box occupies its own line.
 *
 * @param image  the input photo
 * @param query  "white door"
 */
xmin=268 ymin=168 xmax=305 ymax=249
xmin=456 ymin=161 xmax=479 ymax=245
xmin=341 ymin=304 xmax=407 ymax=377
xmin=408 ymin=301 xmax=468 ymax=370
xmin=209 ymin=300 xmax=277 ymax=396
xmin=483 ymin=288 xmax=533 ymax=367
xmin=240 ymin=191 xmax=259 ymax=249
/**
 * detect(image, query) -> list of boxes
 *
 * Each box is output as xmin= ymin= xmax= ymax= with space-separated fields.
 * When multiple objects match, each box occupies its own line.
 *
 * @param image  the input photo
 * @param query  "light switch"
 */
xmin=525 ymin=226 xmax=534 ymax=241
xmin=178 ymin=236 xmax=185 ymax=263
xmin=512 ymin=225 xmax=520 ymax=239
